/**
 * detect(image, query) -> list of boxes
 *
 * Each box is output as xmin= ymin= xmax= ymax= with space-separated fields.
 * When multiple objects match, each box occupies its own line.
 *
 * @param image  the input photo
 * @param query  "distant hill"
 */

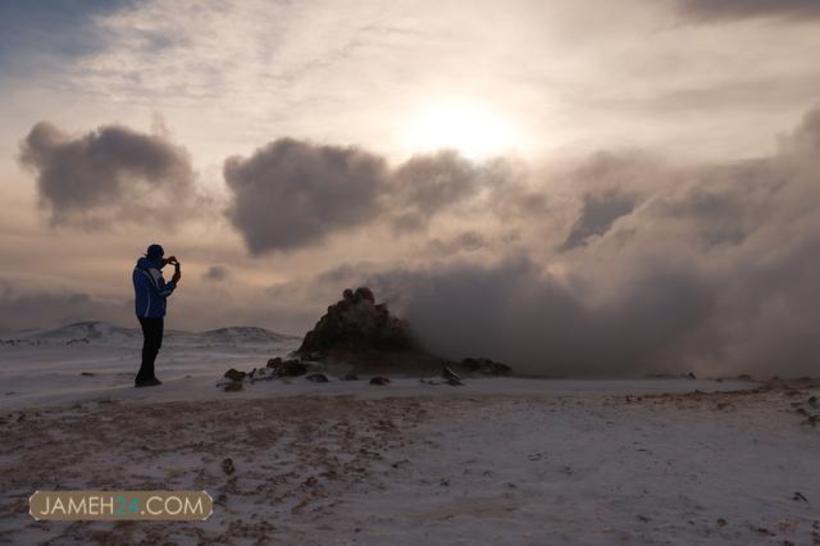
xmin=199 ymin=326 xmax=300 ymax=344
xmin=1 ymin=321 xmax=300 ymax=347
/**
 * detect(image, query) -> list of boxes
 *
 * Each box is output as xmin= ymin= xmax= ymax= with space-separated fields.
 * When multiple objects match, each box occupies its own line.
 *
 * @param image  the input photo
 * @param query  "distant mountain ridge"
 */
xmin=1 ymin=321 xmax=300 ymax=346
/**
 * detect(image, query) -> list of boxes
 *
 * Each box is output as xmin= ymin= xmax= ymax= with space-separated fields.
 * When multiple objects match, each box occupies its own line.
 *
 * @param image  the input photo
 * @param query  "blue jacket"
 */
xmin=133 ymin=257 xmax=177 ymax=318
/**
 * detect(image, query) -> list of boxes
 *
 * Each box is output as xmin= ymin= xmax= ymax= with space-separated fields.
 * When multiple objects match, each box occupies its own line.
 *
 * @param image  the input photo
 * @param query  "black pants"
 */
xmin=137 ymin=317 xmax=164 ymax=382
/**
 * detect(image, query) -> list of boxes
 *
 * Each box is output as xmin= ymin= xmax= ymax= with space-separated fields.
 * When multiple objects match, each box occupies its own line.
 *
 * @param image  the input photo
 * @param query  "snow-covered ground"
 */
xmin=1 ymin=323 xmax=819 ymax=545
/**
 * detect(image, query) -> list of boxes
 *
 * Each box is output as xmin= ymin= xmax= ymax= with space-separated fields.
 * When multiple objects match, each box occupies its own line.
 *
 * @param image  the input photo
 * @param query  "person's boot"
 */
xmin=134 ymin=377 xmax=162 ymax=387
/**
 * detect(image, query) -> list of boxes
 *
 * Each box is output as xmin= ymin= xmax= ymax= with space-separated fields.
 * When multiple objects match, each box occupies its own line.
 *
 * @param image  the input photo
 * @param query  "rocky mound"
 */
xmin=218 ymin=287 xmax=512 ymax=389
xmin=294 ymin=287 xmax=512 ymax=377
xmin=298 ymin=287 xmax=421 ymax=358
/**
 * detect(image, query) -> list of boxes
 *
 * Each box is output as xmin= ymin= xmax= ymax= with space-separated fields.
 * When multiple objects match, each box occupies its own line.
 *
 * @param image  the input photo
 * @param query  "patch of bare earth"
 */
xmin=612 ymin=378 xmax=820 ymax=427
xmin=0 ymin=396 xmax=438 ymax=545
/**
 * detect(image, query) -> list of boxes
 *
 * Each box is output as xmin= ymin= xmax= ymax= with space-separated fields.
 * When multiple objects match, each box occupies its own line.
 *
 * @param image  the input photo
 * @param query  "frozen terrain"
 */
xmin=1 ymin=322 xmax=819 ymax=545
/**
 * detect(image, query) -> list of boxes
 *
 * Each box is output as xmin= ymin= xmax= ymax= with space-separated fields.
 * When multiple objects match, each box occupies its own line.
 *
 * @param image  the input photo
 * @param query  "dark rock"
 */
xmin=370 ymin=376 xmax=391 ymax=386
xmin=687 ymin=372 xmax=696 ymax=380
xmin=441 ymin=366 xmax=461 ymax=382
xmin=306 ymin=373 xmax=329 ymax=383
xmin=342 ymin=374 xmax=359 ymax=381
xmin=80 ymin=372 xmax=96 ymax=377
xmin=391 ymin=459 xmax=410 ymax=469
xmin=268 ymin=359 xmax=308 ymax=377
xmin=446 ymin=377 xmax=464 ymax=387
xmin=223 ymin=368 xmax=246 ymax=382
xmin=221 ymin=458 xmax=235 ymax=475
xmin=355 ymin=286 xmax=375 ymax=302
xmin=266 ymin=357 xmax=282 ymax=368
xmin=452 ymin=357 xmax=512 ymax=376
xmin=223 ymin=382 xmax=243 ymax=392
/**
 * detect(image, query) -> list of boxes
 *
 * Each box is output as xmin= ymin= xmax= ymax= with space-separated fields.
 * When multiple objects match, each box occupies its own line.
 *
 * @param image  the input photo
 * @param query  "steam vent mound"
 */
xmin=297 ymin=287 xmax=437 ymax=373
xmin=299 ymin=287 xmax=417 ymax=353
xmin=296 ymin=287 xmax=513 ymax=377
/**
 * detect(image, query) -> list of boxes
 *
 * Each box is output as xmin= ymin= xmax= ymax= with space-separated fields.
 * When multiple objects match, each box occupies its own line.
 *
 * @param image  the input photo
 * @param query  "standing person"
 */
xmin=132 ymin=244 xmax=181 ymax=387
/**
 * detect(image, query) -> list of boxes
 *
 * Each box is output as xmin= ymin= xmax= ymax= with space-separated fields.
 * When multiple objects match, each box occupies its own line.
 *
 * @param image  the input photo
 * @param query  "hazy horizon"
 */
xmin=2 ymin=0 xmax=820 ymax=376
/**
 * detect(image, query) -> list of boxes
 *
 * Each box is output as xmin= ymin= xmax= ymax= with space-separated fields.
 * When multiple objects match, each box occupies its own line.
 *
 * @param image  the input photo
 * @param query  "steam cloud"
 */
xmin=224 ymin=138 xmax=389 ymax=254
xmin=0 ymin=282 xmax=126 ymax=331
xmin=18 ymin=106 xmax=820 ymax=377
xmin=203 ymin=265 xmax=229 ymax=282
xmin=223 ymin=142 xmax=525 ymax=252
xmin=19 ymin=121 xmax=195 ymax=227
xmin=357 ymin=106 xmax=820 ymax=378
xmin=679 ymin=0 xmax=820 ymax=20
xmin=389 ymin=150 xmax=483 ymax=233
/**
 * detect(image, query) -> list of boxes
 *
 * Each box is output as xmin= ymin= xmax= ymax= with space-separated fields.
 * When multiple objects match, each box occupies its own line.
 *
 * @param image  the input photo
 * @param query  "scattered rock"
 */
xmin=306 ymin=373 xmax=329 ymax=383
xmin=248 ymin=368 xmax=277 ymax=383
xmin=716 ymin=518 xmax=727 ymax=527
xmin=223 ymin=368 xmax=246 ymax=382
xmin=221 ymin=458 xmax=235 ymax=475
xmin=223 ymin=382 xmax=243 ymax=392
xmin=441 ymin=366 xmax=464 ymax=386
xmin=370 ymin=376 xmax=391 ymax=386
xmin=274 ymin=359 xmax=307 ymax=377
xmin=794 ymin=492 xmax=809 ymax=502
xmin=450 ymin=357 xmax=512 ymax=376
xmin=442 ymin=366 xmax=461 ymax=382
xmin=266 ymin=357 xmax=283 ymax=368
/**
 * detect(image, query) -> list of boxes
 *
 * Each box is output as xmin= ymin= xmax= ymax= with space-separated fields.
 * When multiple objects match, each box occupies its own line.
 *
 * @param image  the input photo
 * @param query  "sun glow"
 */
xmin=401 ymin=99 xmax=521 ymax=159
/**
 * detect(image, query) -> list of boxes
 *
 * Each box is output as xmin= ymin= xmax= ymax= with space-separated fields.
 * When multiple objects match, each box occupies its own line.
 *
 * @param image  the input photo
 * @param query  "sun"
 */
xmin=400 ymin=99 xmax=521 ymax=159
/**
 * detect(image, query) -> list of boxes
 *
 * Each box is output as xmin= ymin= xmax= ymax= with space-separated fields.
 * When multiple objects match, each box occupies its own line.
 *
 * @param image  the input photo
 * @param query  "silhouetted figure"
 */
xmin=132 ymin=244 xmax=181 ymax=387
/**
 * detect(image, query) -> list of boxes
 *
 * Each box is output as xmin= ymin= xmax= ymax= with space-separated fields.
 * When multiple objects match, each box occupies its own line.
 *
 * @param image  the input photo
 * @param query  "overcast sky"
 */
xmin=2 ymin=0 xmax=819 ymax=376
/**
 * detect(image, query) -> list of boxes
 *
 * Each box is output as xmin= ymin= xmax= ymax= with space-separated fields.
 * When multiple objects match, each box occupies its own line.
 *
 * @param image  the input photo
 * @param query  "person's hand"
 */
xmin=172 ymin=269 xmax=182 ymax=284
xmin=166 ymin=255 xmax=179 ymax=266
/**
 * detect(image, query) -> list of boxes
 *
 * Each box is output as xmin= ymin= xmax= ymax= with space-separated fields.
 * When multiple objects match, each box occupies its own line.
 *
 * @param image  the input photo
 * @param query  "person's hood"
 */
xmin=136 ymin=256 xmax=163 ymax=270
